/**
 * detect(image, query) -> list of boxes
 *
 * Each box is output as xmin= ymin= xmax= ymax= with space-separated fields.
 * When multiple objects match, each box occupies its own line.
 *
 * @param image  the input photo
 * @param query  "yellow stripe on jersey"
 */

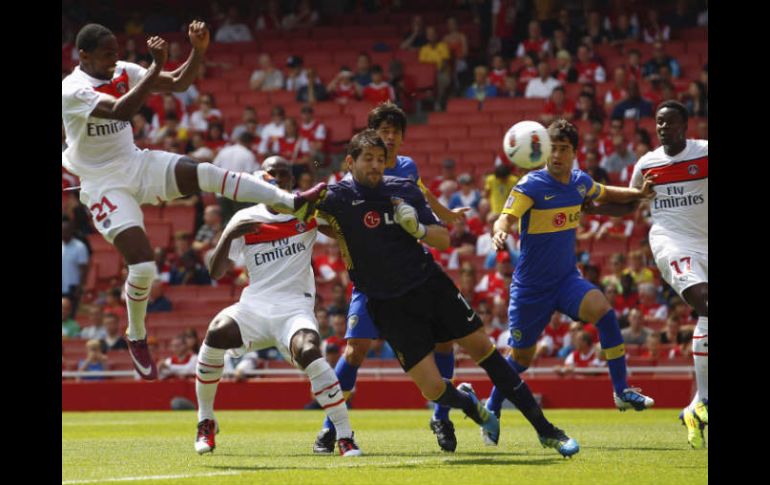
xmin=588 ymin=182 xmax=605 ymax=201
xmin=527 ymin=205 xmax=582 ymax=234
xmin=417 ymin=177 xmax=428 ymax=194
xmin=316 ymin=210 xmax=354 ymax=270
xmin=501 ymin=190 xmax=534 ymax=218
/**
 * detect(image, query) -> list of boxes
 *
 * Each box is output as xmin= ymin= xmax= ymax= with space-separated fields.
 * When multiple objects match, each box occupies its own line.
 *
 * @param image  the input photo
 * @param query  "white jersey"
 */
xmin=227 ymin=205 xmax=317 ymax=304
xmin=61 ymin=61 xmax=147 ymax=178
xmin=630 ymin=139 xmax=708 ymax=255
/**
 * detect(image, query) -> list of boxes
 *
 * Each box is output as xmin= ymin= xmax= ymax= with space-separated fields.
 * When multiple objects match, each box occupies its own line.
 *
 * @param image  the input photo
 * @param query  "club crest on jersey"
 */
xmin=348 ymin=315 xmax=359 ymax=328
xmin=512 ymin=329 xmax=522 ymax=342
xmin=115 ymin=81 xmax=127 ymax=94
xmin=552 ymin=212 xmax=567 ymax=227
xmin=577 ymin=184 xmax=587 ymax=198
xmin=295 ymin=222 xmax=307 ymax=233
xmin=363 ymin=211 xmax=381 ymax=228
xmin=688 ymin=164 xmax=700 ymax=175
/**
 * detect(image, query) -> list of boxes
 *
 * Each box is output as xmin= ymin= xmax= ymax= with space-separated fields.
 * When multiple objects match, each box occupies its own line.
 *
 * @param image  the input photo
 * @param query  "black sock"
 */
xmin=433 ymin=379 xmax=483 ymax=424
xmin=478 ymin=350 xmax=554 ymax=435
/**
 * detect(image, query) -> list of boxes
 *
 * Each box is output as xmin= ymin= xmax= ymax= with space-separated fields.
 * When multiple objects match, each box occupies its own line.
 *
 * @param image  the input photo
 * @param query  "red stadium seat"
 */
xmin=342 ymin=102 xmax=372 ymax=129
xmin=145 ymin=221 xmax=173 ymax=250
xmin=403 ymin=63 xmax=436 ymax=90
xmin=446 ymin=98 xmax=482 ymax=114
xmin=269 ymin=90 xmax=298 ymax=106
xmin=162 ymin=205 xmax=196 ymax=235
xmin=311 ymin=102 xmax=343 ymax=118
xmin=469 ymin=125 xmax=503 ymax=139
xmin=91 ymin=250 xmax=121 ymax=280
xmin=323 ymin=116 xmax=355 ymax=144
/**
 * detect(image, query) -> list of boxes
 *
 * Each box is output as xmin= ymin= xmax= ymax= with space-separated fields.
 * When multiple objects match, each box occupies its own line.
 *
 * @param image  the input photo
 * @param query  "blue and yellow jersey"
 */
xmin=502 ymin=169 xmax=605 ymax=289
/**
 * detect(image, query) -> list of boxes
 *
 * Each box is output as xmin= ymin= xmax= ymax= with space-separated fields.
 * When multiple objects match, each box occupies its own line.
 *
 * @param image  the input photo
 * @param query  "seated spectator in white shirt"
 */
xmin=258 ymin=106 xmax=287 ymax=156
xmin=250 ymin=54 xmax=285 ymax=92
xmin=214 ymin=7 xmax=253 ymax=43
xmin=525 ymin=61 xmax=562 ymax=99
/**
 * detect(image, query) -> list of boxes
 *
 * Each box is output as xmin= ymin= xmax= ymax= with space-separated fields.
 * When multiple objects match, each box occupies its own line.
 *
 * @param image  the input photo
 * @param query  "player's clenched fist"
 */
xmin=188 ymin=20 xmax=210 ymax=51
xmin=492 ymin=230 xmax=508 ymax=250
xmin=147 ymin=36 xmax=168 ymax=65
xmin=392 ymin=198 xmax=427 ymax=239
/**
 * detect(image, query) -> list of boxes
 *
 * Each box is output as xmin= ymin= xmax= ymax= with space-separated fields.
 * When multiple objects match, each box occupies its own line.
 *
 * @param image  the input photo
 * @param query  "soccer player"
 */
xmin=315 ymin=129 xmax=580 ymax=457
xmin=314 ymin=102 xmax=468 ymax=453
xmin=597 ymin=101 xmax=707 ymax=448
xmin=482 ymin=119 xmax=656 ymax=445
xmin=193 ymin=156 xmax=362 ymax=457
xmin=61 ymin=23 xmax=325 ymax=380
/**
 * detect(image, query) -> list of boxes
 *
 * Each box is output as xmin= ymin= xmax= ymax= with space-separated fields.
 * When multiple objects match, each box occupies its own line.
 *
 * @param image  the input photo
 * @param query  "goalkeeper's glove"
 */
xmin=392 ymin=197 xmax=427 ymax=239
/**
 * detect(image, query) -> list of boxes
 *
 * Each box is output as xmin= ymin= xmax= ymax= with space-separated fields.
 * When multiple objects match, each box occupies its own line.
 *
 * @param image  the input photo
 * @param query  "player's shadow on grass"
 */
xmin=585 ymin=446 xmax=683 ymax=451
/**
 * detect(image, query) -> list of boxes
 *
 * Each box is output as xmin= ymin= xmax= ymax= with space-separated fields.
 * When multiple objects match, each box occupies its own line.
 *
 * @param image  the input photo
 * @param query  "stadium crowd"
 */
xmin=61 ymin=0 xmax=707 ymax=379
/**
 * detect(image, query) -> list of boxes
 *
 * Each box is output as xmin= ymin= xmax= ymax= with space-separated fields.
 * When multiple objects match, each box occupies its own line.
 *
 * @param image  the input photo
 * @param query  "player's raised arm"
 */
xmin=421 ymin=183 xmax=470 ymax=224
xmin=89 ymin=36 xmax=167 ymax=121
xmin=151 ymin=21 xmax=210 ymax=93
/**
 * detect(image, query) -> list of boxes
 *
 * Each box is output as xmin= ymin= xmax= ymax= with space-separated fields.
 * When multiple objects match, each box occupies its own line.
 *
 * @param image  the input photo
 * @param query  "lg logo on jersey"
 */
xmin=363 ymin=211 xmax=397 ymax=229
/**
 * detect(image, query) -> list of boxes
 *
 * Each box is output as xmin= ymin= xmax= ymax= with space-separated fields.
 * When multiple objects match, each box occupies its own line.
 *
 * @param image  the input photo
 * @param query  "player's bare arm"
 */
xmin=151 ymin=21 xmax=209 ymax=93
xmin=208 ymin=221 xmax=261 ymax=278
xmin=89 ymin=36 xmax=166 ymax=121
xmin=492 ymin=213 xmax=518 ymax=250
xmin=423 ymin=188 xmax=469 ymax=224
xmin=584 ymin=173 xmax=657 ymax=216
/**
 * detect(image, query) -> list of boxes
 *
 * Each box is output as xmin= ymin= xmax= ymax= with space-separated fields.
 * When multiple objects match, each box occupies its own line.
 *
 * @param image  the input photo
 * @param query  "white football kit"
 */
xmin=217 ymin=205 xmax=319 ymax=365
xmin=61 ymin=61 xmax=184 ymax=242
xmin=630 ymin=139 xmax=708 ymax=296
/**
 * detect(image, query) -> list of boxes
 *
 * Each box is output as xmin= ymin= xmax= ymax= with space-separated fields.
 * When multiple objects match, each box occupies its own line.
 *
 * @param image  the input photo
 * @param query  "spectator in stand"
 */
xmin=353 ymin=52 xmax=372 ymax=89
xmin=448 ymin=173 xmax=481 ymax=216
xmin=639 ymin=332 xmax=662 ymax=360
xmin=638 ymin=282 xmax=668 ymax=323
xmin=576 ymin=212 xmax=601 ymax=242
xmin=575 ymin=44 xmax=606 ymax=84
xmin=326 ymin=283 xmax=349 ymax=316
xmin=327 ymin=67 xmax=360 ymax=104
xmin=164 ymin=41 xmax=186 ymax=72
xmin=623 ymin=250 xmax=655 ymax=286
xmin=131 ymin=113 xmax=151 ymax=146
xmin=169 ymin=249 xmax=212 ymax=286
xmin=681 ymin=81 xmax=708 ymax=118
xmin=499 ymin=73 xmax=519 ymax=98
xmin=573 ymin=92 xmax=605 ymax=123
xmin=660 ymin=315 xmax=686 ymax=345
xmin=189 ymin=93 xmax=222 ymax=133
xmin=525 ymin=60 xmax=561 ymax=99
xmin=400 ymin=14 xmax=428 ymax=51
xmin=281 ymin=0 xmax=319 ymax=30
xmin=122 ymin=37 xmax=151 ymax=67
xmin=477 ymin=212 xmax=518 ymax=268
xmin=643 ymin=42 xmax=681 ymax=82
xmin=324 ymin=343 xmax=341 ymax=369
xmin=158 ymin=335 xmax=198 ymax=380
xmin=62 ymin=297 xmax=80 ymax=338
xmin=148 ymin=93 xmax=188 ymax=143
xmin=80 ymin=305 xmax=108 ymax=340
xmin=193 ymin=205 xmax=223 ymax=253
xmin=516 ymin=20 xmax=551 ymax=58
xmin=514 ymin=53 xmax=539 ymax=96
xmin=214 ymin=131 xmax=260 ymax=174
xmin=609 ymin=12 xmax=639 ymax=47
xmin=621 ymin=308 xmax=651 ymax=345
xmin=584 ymin=151 xmax=610 ymax=185
xmin=611 ymin=80 xmax=653 ymax=120
xmin=418 ymin=25 xmax=452 ymax=111
xmin=230 ymin=106 xmax=260 ymax=141
xmin=315 ymin=307 xmax=332 ymax=339
xmin=428 ymin=158 xmax=457 ymax=197
xmin=314 ymin=239 xmax=350 ymax=287
xmin=296 ymin=172 xmax=313 ymax=192
xmin=151 ymin=112 xmax=188 ymax=149
xmin=62 ymin=218 xmax=89 ymax=316
xmin=258 ymin=106 xmax=286 ymax=157
xmin=669 ymin=297 xmax=698 ymax=328
xmin=443 ymin=16 xmax=469 ymax=91
xmin=642 ymin=9 xmax=671 ymax=44
xmin=367 ymin=338 xmax=397 ymax=359
xmin=558 ymin=331 xmax=604 ymax=374
xmin=296 ymin=67 xmax=328 ymax=103
xmin=448 ymin=218 xmax=477 ymax=261
xmin=534 ymin=311 xmax=570 ymax=360
xmin=601 ymin=252 xmax=627 ymax=293
xmin=487 ymin=54 xmax=509 ymax=92
xmin=604 ymin=68 xmax=629 ymax=111
xmin=624 ymin=48 xmax=643 ymax=83
xmin=250 ymin=53 xmax=284 ymax=92
xmin=437 ymin=179 xmax=457 ymax=208
xmin=182 ymin=327 xmax=201 ymax=354
xmin=458 ymin=265 xmax=485 ymax=309
xmin=553 ymin=8 xmax=580 ymax=52
xmin=99 ymin=312 xmax=129 ymax=352
xmin=484 ymin=163 xmax=520 ymax=216
xmin=214 ymin=6 xmax=253 ymax=43
xmin=541 ymin=85 xmax=575 ymax=124
xmin=146 ymin=279 xmax=173 ymax=313
xmin=282 ymin=54 xmax=307 ymax=91
xmin=272 ymin=119 xmax=312 ymax=175
xmin=361 ymin=65 xmax=395 ymax=105
xmin=323 ymin=309 xmax=348 ymax=355
xmin=298 ymin=105 xmax=327 ymax=165
xmin=581 ymin=10 xmax=610 ymax=45
xmin=102 ymin=286 xmax=127 ymax=319
xmin=549 ymin=29 xmax=575 ymax=60
xmin=600 ymin=134 xmax=636 ymax=174
xmin=254 ymin=0 xmax=282 ymax=31
xmin=465 ymin=65 xmax=498 ymax=102
xmin=553 ymin=50 xmax=578 ymax=84
xmin=596 ymin=216 xmax=633 ymax=242
xmin=203 ymin=122 xmax=228 ymax=152
xmin=475 ymin=251 xmax=514 ymax=305
xmin=77 ymin=339 xmax=109 ymax=381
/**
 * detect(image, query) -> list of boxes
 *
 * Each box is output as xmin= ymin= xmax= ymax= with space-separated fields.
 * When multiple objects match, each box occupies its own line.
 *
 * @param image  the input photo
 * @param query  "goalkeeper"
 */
xmin=314 ymin=129 xmax=579 ymax=457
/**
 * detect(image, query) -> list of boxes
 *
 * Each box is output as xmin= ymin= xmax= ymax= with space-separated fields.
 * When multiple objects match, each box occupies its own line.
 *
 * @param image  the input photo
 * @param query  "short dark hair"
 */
xmin=76 ymin=23 xmax=114 ymax=52
xmin=237 ymin=131 xmax=255 ymax=145
xmin=547 ymin=119 xmax=579 ymax=150
xmin=367 ymin=101 xmax=407 ymax=135
xmin=656 ymin=100 xmax=689 ymax=124
xmin=348 ymin=129 xmax=387 ymax=160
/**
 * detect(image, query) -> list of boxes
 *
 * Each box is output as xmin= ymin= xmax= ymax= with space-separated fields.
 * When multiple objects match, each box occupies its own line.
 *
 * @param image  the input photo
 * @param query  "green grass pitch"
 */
xmin=62 ymin=409 xmax=707 ymax=485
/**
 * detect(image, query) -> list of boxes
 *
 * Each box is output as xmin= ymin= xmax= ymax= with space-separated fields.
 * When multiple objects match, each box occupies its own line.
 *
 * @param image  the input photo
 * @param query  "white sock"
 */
xmin=196 ymin=344 xmax=226 ymax=422
xmin=691 ymin=316 xmax=708 ymax=405
xmin=306 ymin=358 xmax=352 ymax=439
xmin=196 ymin=163 xmax=295 ymax=209
xmin=124 ymin=262 xmax=156 ymax=340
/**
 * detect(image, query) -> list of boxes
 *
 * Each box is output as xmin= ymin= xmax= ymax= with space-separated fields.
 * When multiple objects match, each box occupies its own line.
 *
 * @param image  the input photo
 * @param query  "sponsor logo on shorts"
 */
xmin=552 ymin=212 xmax=566 ymax=227
xmin=363 ymin=211 xmax=381 ymax=228
xmin=348 ymin=315 xmax=359 ymax=328
xmin=512 ymin=329 xmax=522 ymax=342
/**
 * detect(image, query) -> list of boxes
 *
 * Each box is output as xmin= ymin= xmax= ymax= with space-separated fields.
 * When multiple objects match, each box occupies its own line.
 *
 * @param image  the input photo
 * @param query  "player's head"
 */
xmin=262 ymin=155 xmax=294 ymax=191
xmin=76 ymin=23 xmax=119 ymax=80
xmin=346 ymin=129 xmax=387 ymax=188
xmin=368 ymin=101 xmax=406 ymax=161
xmin=655 ymin=100 xmax=688 ymax=150
xmin=546 ymin=119 xmax=578 ymax=178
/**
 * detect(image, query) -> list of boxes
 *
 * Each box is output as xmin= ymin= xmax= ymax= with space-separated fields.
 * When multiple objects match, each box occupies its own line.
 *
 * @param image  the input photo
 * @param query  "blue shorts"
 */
xmin=508 ymin=272 xmax=597 ymax=349
xmin=345 ymin=288 xmax=379 ymax=339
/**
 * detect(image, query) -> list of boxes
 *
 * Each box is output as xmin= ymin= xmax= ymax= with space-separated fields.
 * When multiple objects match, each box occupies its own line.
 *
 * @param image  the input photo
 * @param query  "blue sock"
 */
xmin=486 ymin=355 xmax=528 ymax=415
xmin=595 ymin=310 xmax=629 ymax=395
xmin=433 ymin=352 xmax=455 ymax=421
xmin=322 ymin=357 xmax=359 ymax=433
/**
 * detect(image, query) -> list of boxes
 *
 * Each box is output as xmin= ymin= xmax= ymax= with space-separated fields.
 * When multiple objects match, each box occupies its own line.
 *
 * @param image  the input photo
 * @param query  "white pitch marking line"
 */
xmin=61 ymin=471 xmax=241 ymax=484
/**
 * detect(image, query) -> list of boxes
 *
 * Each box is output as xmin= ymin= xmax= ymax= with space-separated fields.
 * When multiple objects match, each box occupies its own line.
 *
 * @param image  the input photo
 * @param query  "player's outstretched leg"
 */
xmin=195 ymin=342 xmax=225 ymax=454
xmin=316 ymin=353 xmax=361 ymax=453
xmin=430 ymin=348 xmax=457 ymax=452
xmin=483 ymin=354 xmax=529 ymax=445
xmin=429 ymin=378 xmax=499 ymax=442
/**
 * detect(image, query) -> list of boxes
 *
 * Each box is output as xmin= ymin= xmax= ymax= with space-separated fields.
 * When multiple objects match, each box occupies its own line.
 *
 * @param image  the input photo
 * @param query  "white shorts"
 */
xmin=655 ymin=247 xmax=708 ymax=298
xmin=78 ymin=149 xmax=183 ymax=243
xmin=219 ymin=300 xmax=318 ymax=367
